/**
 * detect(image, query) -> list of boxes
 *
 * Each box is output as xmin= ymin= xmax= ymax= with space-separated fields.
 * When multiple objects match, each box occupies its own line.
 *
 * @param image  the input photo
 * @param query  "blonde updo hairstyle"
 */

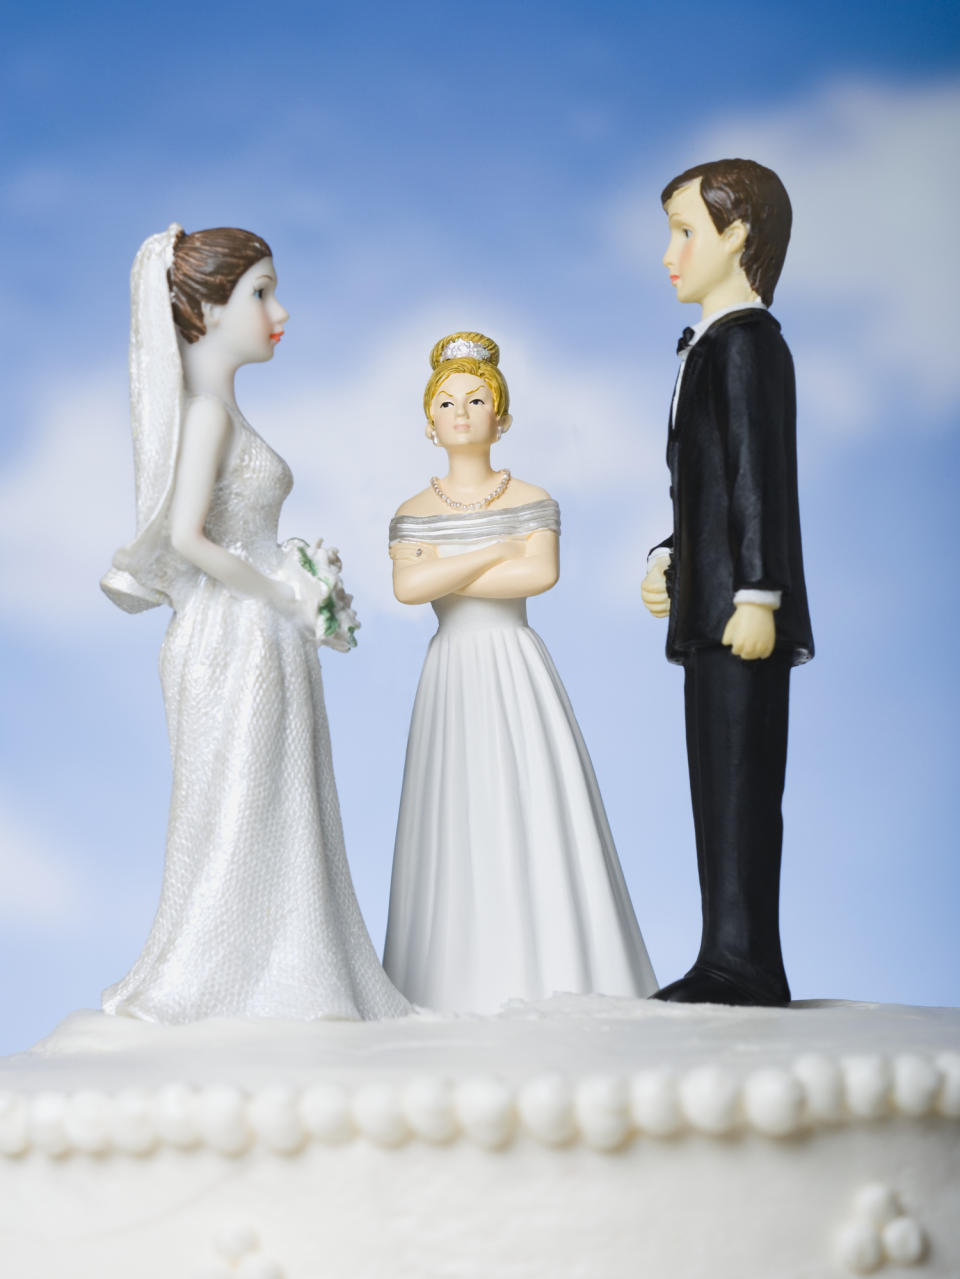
xmin=423 ymin=331 xmax=509 ymax=425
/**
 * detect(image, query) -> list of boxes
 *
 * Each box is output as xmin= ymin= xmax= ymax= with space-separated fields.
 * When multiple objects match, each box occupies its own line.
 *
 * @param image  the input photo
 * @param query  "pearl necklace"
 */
xmin=430 ymin=470 xmax=511 ymax=512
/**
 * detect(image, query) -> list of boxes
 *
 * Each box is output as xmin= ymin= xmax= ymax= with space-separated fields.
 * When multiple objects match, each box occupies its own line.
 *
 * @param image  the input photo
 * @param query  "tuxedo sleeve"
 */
xmin=714 ymin=325 xmax=791 ymax=595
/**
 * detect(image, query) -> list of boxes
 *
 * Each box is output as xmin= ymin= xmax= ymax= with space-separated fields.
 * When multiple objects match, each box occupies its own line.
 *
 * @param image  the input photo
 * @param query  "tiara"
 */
xmin=440 ymin=337 xmax=491 ymax=363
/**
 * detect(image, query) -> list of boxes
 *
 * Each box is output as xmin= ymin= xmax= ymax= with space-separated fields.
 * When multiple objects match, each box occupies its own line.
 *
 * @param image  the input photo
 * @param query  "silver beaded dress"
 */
xmin=102 ymin=406 xmax=408 ymax=1022
xmin=383 ymin=499 xmax=656 ymax=1013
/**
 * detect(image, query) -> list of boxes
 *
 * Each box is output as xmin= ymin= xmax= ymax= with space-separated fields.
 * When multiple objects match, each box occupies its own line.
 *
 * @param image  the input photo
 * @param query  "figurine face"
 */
xmin=203 ymin=257 xmax=289 ymax=365
xmin=429 ymin=372 xmax=501 ymax=447
xmin=662 ymin=179 xmax=747 ymax=312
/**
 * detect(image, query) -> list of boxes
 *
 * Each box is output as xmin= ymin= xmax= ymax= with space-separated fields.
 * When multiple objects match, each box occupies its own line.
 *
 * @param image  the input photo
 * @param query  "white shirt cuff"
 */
xmin=646 ymin=548 xmax=672 ymax=572
xmin=733 ymin=588 xmax=781 ymax=608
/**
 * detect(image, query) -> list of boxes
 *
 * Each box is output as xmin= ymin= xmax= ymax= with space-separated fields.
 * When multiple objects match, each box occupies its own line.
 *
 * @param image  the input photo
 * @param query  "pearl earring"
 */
xmin=430 ymin=429 xmax=439 ymax=446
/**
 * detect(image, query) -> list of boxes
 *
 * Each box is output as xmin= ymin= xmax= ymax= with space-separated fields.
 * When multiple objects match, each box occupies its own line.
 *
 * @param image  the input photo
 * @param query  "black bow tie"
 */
xmin=676 ymin=327 xmax=695 ymax=355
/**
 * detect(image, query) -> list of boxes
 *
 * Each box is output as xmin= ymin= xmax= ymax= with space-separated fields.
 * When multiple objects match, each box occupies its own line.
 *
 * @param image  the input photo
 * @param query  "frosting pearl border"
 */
xmin=0 ymin=1050 xmax=956 ymax=1159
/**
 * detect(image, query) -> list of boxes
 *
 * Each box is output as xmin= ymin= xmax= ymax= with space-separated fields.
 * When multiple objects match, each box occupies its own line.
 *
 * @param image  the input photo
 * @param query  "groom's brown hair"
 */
xmin=661 ymin=159 xmax=792 ymax=306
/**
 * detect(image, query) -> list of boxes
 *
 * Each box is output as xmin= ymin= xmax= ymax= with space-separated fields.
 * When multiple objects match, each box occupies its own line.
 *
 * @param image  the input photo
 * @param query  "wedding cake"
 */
xmin=3 ymin=213 xmax=956 ymax=1278
xmin=1 ymin=996 xmax=957 ymax=1277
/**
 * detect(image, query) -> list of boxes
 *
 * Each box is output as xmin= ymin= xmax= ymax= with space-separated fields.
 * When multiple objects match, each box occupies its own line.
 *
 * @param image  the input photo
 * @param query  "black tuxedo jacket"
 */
xmin=658 ymin=308 xmax=813 ymax=666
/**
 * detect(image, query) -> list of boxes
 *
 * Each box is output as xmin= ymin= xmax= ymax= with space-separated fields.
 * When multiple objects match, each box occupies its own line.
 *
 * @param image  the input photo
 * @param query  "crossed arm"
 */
xmin=391 ymin=530 xmax=559 ymax=606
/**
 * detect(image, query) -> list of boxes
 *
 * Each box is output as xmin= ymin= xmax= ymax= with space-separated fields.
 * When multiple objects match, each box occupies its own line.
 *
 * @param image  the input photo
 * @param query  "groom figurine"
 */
xmin=642 ymin=158 xmax=813 ymax=1006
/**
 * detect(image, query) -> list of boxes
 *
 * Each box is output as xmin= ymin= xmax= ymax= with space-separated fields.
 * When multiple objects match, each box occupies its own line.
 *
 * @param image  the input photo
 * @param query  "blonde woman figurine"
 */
xmin=384 ymin=332 xmax=656 ymax=1013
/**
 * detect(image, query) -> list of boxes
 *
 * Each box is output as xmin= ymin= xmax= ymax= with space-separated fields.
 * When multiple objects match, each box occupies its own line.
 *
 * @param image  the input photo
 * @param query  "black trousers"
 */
xmin=683 ymin=646 xmax=792 ymax=1002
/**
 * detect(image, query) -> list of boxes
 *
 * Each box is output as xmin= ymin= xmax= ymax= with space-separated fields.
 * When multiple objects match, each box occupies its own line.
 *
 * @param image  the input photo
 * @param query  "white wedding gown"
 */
xmin=383 ymin=500 xmax=656 ymax=1013
xmin=102 ymin=409 xmax=408 ymax=1022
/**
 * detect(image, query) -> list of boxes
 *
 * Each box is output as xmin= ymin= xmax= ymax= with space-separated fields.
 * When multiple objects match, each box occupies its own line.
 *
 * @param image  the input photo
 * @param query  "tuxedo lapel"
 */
xmin=670 ymin=341 xmax=707 ymax=440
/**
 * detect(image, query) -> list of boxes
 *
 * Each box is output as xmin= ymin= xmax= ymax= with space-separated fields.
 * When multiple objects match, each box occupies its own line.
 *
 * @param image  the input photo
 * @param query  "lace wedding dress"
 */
xmin=102 ymin=402 xmax=408 ymax=1022
xmin=383 ymin=499 xmax=656 ymax=1013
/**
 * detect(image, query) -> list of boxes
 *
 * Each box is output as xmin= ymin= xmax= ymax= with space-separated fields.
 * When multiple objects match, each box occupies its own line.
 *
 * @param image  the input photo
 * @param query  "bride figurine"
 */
xmin=383 ymin=331 xmax=656 ymax=1012
xmin=100 ymin=225 xmax=407 ymax=1022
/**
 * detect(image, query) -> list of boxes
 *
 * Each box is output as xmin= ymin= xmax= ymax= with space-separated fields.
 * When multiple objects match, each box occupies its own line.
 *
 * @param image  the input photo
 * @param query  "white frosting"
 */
xmin=455 ymin=1076 xmax=515 ymax=1149
xmin=204 ymin=1224 xmax=287 ymax=1279
xmin=936 ymin=1050 xmax=960 ymax=1114
xmin=215 ymin=1223 xmax=259 ymax=1261
xmin=742 ymin=1067 xmax=804 ymax=1136
xmin=197 ymin=1086 xmax=251 ymax=1155
xmin=629 ymin=1067 xmax=683 ymax=1136
xmin=517 ymin=1074 xmax=576 ymax=1145
xmin=836 ymin=1220 xmax=885 ymax=1273
xmin=792 ymin=1051 xmax=845 ymax=1122
xmin=402 ymin=1076 xmax=458 ymax=1144
xmin=64 ymin=1089 xmax=111 ymax=1154
xmin=5 ymin=1046 xmax=955 ymax=1157
xmin=842 ymin=1054 xmax=892 ymax=1118
xmin=835 ymin=1184 xmax=932 ymax=1273
xmin=892 ymin=1053 xmax=940 ymax=1115
xmin=2 ymin=1000 xmax=959 ymax=1156
xmin=853 ymin=1183 xmax=901 ymax=1229
xmin=574 ymin=1075 xmax=630 ymax=1150
xmin=882 ymin=1215 xmax=926 ymax=1264
xmin=299 ymin=1082 xmax=351 ymax=1144
xmin=352 ymin=1082 xmax=409 ymax=1147
xmin=249 ymin=1087 xmax=306 ymax=1155
xmin=30 ymin=1091 xmax=70 ymax=1156
xmin=678 ymin=1064 xmax=740 ymax=1134
xmin=1 ymin=998 xmax=957 ymax=1277
xmin=0 ymin=1093 xmax=27 ymax=1155
xmin=153 ymin=1082 xmax=201 ymax=1148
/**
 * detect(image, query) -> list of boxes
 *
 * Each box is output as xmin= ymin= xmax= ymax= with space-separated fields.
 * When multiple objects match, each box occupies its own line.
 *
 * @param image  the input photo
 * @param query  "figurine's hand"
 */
xmin=641 ymin=556 xmax=671 ymax=617
xmin=265 ymin=576 xmax=298 ymax=614
xmin=266 ymin=577 xmax=320 ymax=637
xmin=721 ymin=602 xmax=776 ymax=660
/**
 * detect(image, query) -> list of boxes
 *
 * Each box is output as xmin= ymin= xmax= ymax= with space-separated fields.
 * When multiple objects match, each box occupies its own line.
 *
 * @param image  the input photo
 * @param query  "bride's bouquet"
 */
xmin=277 ymin=538 xmax=360 ymax=652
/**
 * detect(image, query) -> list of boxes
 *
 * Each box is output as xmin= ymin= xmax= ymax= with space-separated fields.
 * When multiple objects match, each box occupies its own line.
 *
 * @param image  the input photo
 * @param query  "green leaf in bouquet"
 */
xmin=297 ymin=544 xmax=319 ymax=578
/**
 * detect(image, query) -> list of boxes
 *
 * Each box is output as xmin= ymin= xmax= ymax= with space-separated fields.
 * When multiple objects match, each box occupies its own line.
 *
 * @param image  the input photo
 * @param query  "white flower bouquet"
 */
xmin=277 ymin=537 xmax=360 ymax=652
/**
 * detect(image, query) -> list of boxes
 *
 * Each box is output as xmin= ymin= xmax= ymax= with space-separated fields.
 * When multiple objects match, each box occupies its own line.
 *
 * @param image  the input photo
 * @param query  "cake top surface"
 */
xmin=2 ymin=997 xmax=957 ymax=1095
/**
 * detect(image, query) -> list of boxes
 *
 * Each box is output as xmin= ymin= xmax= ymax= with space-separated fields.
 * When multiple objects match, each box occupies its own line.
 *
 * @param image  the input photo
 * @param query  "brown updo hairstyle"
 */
xmin=423 ymin=331 xmax=509 ymax=424
xmin=168 ymin=227 xmax=272 ymax=344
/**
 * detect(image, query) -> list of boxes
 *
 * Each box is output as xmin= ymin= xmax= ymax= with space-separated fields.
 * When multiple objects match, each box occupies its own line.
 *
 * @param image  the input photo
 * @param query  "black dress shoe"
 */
xmin=651 ymin=966 xmax=790 ymax=1007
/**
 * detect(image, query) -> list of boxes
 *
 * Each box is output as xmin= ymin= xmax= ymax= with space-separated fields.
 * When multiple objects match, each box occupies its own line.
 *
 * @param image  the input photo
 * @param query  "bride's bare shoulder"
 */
xmin=499 ymin=478 xmax=552 ymax=507
xmin=394 ymin=487 xmax=438 ymax=518
xmin=182 ymin=392 xmax=232 ymax=432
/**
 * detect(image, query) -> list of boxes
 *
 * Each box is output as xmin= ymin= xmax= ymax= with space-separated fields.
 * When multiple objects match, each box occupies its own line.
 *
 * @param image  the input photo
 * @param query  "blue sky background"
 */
xmin=1 ymin=1 xmax=958 ymax=1055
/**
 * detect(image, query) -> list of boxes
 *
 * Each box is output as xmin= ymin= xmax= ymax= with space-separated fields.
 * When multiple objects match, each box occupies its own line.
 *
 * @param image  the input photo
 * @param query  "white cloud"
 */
xmin=609 ymin=77 xmax=960 ymax=426
xmin=1 ymin=311 xmax=672 ymax=630
xmin=702 ymin=78 xmax=960 ymax=412
xmin=0 ymin=370 xmax=133 ymax=631
xmin=0 ymin=799 xmax=86 ymax=926
xmin=795 ymin=347 xmax=884 ymax=453
xmin=251 ymin=313 xmax=671 ymax=617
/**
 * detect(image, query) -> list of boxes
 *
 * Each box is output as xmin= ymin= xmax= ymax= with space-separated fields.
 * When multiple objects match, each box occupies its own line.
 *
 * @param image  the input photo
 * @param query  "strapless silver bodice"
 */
xmin=389 ymin=499 xmax=560 ymax=632
xmin=389 ymin=498 xmax=560 ymax=549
